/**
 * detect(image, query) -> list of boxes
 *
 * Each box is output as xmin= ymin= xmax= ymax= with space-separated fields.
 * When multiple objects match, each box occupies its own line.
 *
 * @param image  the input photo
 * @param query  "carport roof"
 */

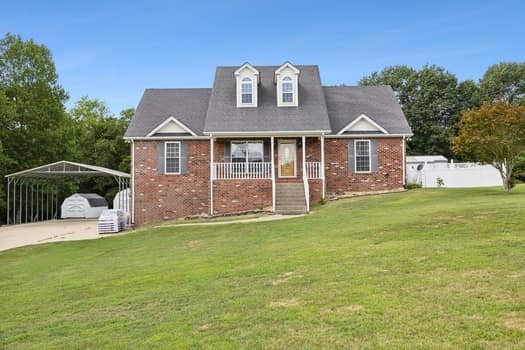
xmin=5 ymin=161 xmax=130 ymax=179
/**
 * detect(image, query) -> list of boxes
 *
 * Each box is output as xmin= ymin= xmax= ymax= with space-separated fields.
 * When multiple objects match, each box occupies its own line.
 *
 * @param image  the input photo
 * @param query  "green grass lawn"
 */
xmin=1 ymin=187 xmax=525 ymax=349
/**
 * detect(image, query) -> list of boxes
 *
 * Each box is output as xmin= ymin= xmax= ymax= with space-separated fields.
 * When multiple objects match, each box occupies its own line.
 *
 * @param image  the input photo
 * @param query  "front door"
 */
xmin=278 ymin=141 xmax=297 ymax=177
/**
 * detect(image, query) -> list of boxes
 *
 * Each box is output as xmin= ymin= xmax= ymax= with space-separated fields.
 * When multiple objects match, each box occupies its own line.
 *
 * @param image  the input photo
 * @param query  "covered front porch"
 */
xmin=209 ymin=135 xmax=326 ymax=215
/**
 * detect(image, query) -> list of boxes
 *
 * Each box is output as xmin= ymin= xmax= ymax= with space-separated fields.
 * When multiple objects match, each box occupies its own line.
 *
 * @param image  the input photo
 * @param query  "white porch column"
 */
xmin=302 ymin=136 xmax=306 ymax=174
xmin=210 ymin=136 xmax=214 ymax=215
xmin=321 ymin=134 xmax=325 ymax=199
xmin=271 ymin=136 xmax=275 ymax=212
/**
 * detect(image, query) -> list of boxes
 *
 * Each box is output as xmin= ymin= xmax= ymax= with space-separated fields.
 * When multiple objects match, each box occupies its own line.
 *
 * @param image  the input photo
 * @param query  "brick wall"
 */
xmin=132 ymin=137 xmax=405 ymax=224
xmin=325 ymin=138 xmax=404 ymax=195
xmin=213 ymin=180 xmax=272 ymax=214
xmin=133 ymin=140 xmax=210 ymax=225
xmin=307 ymin=179 xmax=323 ymax=203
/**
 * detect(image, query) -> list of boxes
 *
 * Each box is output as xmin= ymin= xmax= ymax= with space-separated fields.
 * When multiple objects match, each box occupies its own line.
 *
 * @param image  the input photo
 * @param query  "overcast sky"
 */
xmin=2 ymin=0 xmax=524 ymax=114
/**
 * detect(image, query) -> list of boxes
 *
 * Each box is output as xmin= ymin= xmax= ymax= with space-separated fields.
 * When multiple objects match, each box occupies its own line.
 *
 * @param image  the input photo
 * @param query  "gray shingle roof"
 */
xmin=203 ymin=65 xmax=331 ymax=133
xmin=124 ymin=88 xmax=211 ymax=137
xmin=323 ymin=85 xmax=412 ymax=135
xmin=124 ymin=67 xmax=412 ymax=137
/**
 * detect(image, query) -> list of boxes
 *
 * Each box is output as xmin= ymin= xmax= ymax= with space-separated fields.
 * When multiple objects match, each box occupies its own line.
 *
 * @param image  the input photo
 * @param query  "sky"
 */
xmin=1 ymin=0 xmax=524 ymax=114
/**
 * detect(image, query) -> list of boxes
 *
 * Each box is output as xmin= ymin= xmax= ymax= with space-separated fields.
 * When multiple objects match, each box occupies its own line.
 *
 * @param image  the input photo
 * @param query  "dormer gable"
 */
xmin=275 ymin=62 xmax=300 ymax=107
xmin=234 ymin=63 xmax=259 ymax=108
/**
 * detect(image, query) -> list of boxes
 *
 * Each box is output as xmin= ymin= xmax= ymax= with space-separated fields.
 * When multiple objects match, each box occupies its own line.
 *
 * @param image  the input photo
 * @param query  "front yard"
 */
xmin=1 ymin=186 xmax=524 ymax=348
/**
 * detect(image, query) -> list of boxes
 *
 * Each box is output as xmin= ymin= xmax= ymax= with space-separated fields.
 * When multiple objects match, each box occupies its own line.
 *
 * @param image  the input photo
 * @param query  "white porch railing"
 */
xmin=305 ymin=162 xmax=322 ymax=179
xmin=214 ymin=162 xmax=272 ymax=180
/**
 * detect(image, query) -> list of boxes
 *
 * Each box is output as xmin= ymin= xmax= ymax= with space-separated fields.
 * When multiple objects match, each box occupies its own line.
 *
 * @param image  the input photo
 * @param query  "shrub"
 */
xmin=404 ymin=183 xmax=422 ymax=189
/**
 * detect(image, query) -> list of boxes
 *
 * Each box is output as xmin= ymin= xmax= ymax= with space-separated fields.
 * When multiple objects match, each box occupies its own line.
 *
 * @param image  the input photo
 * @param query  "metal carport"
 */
xmin=5 ymin=161 xmax=130 ymax=225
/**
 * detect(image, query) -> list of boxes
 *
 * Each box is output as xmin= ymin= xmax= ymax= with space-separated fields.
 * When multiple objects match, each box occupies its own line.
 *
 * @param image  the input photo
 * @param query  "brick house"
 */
xmin=124 ymin=62 xmax=412 ymax=225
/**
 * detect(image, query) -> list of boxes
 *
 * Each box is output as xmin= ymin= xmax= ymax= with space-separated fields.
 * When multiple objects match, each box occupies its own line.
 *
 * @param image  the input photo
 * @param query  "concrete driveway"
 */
xmin=0 ymin=220 xmax=120 ymax=252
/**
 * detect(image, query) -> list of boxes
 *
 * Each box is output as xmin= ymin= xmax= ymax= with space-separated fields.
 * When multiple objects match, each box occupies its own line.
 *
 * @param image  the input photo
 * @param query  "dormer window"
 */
xmin=275 ymin=62 xmax=300 ymax=107
xmin=234 ymin=63 xmax=259 ymax=108
xmin=282 ymin=76 xmax=294 ymax=103
xmin=241 ymin=77 xmax=253 ymax=104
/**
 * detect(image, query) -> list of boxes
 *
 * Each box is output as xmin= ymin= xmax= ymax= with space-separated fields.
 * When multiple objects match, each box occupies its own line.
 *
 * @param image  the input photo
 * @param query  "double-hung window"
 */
xmin=282 ymin=76 xmax=293 ymax=103
xmin=355 ymin=140 xmax=371 ymax=173
xmin=165 ymin=142 xmax=181 ymax=174
xmin=241 ymin=77 xmax=253 ymax=104
xmin=231 ymin=141 xmax=264 ymax=172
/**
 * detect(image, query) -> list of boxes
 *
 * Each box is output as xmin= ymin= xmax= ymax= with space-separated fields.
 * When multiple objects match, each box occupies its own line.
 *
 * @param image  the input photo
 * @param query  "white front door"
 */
xmin=278 ymin=141 xmax=297 ymax=178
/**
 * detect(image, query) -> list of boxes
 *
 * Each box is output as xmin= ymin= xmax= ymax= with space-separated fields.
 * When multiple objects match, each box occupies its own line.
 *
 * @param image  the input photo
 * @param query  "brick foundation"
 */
xmin=213 ymin=180 xmax=272 ymax=214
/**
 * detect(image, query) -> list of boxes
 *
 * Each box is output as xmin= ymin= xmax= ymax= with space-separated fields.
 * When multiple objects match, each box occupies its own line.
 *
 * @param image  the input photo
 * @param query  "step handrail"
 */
xmin=302 ymin=166 xmax=310 ymax=213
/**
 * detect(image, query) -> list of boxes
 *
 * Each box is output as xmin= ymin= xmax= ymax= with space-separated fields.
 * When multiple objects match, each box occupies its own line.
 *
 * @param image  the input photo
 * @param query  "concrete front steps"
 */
xmin=275 ymin=182 xmax=307 ymax=215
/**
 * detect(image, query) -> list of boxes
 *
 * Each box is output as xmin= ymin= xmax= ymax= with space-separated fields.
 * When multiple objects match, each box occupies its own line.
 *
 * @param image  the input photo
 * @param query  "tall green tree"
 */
xmin=359 ymin=65 xmax=480 ymax=158
xmin=479 ymin=62 xmax=525 ymax=105
xmin=0 ymin=33 xmax=71 ymax=224
xmin=68 ymin=97 xmax=132 ymax=201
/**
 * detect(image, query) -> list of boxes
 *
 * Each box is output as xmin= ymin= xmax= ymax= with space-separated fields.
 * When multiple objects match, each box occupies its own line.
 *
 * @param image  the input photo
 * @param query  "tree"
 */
xmin=68 ymin=97 xmax=132 ymax=201
xmin=360 ymin=65 xmax=480 ymax=158
xmin=479 ymin=62 xmax=525 ymax=105
xmin=452 ymin=101 xmax=525 ymax=193
xmin=0 ymin=33 xmax=71 ymax=224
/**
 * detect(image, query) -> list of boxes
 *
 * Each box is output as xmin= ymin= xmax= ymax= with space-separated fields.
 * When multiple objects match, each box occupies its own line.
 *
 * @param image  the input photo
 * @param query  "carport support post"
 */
xmin=12 ymin=179 xmax=16 ymax=224
xmin=46 ymin=184 xmax=49 ymax=221
xmin=50 ymin=185 xmax=53 ymax=220
xmin=6 ymin=178 xmax=10 ymax=225
xmin=19 ymin=180 xmax=22 ymax=224
xmin=31 ymin=184 xmax=33 ymax=222
xmin=36 ymin=183 xmax=40 ymax=222
xmin=119 ymin=177 xmax=122 ymax=211
xmin=40 ymin=184 xmax=45 ymax=221
xmin=25 ymin=182 xmax=28 ymax=223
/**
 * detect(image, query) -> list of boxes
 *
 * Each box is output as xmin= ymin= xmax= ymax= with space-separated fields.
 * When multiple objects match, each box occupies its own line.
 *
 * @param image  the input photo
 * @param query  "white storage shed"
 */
xmin=113 ymin=188 xmax=130 ymax=214
xmin=61 ymin=193 xmax=108 ymax=219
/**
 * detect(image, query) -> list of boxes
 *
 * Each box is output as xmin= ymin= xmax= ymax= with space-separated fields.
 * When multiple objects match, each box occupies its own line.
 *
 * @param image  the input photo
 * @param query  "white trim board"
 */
xmin=337 ymin=114 xmax=388 ymax=135
xmin=146 ymin=116 xmax=197 ymax=137
xmin=275 ymin=62 xmax=300 ymax=76
xmin=203 ymin=130 xmax=330 ymax=137
xmin=234 ymin=62 xmax=260 ymax=78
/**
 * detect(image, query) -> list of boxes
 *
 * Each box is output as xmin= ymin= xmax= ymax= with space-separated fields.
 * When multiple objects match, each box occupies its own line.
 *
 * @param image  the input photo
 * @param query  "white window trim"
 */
xmin=240 ymin=78 xmax=254 ymax=105
xmin=277 ymin=75 xmax=298 ymax=107
xmin=235 ymin=63 xmax=259 ymax=108
xmin=281 ymin=76 xmax=294 ymax=105
xmin=354 ymin=139 xmax=372 ymax=174
xmin=165 ymin=141 xmax=181 ymax=175
xmin=230 ymin=140 xmax=265 ymax=164
xmin=278 ymin=140 xmax=297 ymax=178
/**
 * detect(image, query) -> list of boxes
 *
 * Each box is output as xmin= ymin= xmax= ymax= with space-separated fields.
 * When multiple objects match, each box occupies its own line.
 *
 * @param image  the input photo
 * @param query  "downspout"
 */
xmin=131 ymin=139 xmax=135 ymax=224
xmin=321 ymin=133 xmax=325 ymax=199
xmin=402 ymin=137 xmax=406 ymax=186
xmin=271 ymin=136 xmax=275 ymax=212
xmin=210 ymin=135 xmax=214 ymax=216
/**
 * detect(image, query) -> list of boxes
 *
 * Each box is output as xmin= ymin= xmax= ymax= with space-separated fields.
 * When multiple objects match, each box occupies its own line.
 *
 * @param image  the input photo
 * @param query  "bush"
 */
xmin=404 ymin=183 xmax=422 ymax=189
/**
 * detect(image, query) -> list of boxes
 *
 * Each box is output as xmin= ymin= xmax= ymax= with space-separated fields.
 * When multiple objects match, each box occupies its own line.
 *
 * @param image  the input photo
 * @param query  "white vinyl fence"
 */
xmin=407 ymin=162 xmax=502 ymax=188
